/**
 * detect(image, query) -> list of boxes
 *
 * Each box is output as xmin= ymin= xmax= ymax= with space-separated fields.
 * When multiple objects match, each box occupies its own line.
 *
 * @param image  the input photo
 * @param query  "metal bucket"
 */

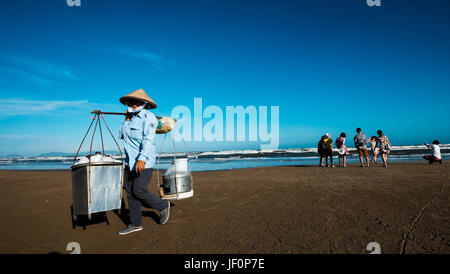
xmin=71 ymin=161 xmax=124 ymax=217
xmin=162 ymin=172 xmax=194 ymax=200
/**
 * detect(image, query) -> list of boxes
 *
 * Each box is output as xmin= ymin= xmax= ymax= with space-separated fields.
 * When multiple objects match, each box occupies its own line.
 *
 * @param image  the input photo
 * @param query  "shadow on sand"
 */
xmin=70 ymin=199 xmax=176 ymax=229
xmin=70 ymin=206 xmax=110 ymax=230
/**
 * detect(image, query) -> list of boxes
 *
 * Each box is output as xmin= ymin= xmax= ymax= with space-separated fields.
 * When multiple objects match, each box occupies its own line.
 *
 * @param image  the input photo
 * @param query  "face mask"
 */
xmin=128 ymin=103 xmax=147 ymax=113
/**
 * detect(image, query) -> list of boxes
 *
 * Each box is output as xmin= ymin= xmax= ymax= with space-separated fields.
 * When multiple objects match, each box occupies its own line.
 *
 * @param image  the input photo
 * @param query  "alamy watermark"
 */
xmin=171 ymin=97 xmax=279 ymax=150
xmin=66 ymin=0 xmax=81 ymax=7
xmin=66 ymin=1 xmax=380 ymax=8
xmin=366 ymin=242 xmax=381 ymax=254
xmin=366 ymin=0 xmax=381 ymax=7
xmin=66 ymin=242 xmax=81 ymax=254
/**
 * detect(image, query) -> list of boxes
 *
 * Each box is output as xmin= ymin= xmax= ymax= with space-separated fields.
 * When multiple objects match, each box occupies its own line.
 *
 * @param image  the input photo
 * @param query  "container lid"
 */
xmin=72 ymin=152 xmax=122 ymax=169
xmin=162 ymin=172 xmax=192 ymax=179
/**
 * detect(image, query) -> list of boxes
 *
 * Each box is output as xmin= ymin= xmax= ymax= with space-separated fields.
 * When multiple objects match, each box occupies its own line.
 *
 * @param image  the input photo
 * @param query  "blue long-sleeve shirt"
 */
xmin=119 ymin=109 xmax=157 ymax=170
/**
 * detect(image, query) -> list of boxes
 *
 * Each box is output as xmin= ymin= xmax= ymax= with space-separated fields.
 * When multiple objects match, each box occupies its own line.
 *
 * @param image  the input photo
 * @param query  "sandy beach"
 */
xmin=0 ymin=162 xmax=448 ymax=254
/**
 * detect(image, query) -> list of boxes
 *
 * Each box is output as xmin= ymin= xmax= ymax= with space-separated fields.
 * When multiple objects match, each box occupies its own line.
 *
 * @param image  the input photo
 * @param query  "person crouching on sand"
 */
xmin=423 ymin=140 xmax=442 ymax=164
xmin=368 ymin=136 xmax=379 ymax=164
xmin=323 ymin=133 xmax=335 ymax=168
xmin=117 ymin=89 xmax=170 ymax=235
xmin=354 ymin=128 xmax=370 ymax=167
xmin=318 ymin=135 xmax=326 ymax=167
xmin=335 ymin=132 xmax=349 ymax=168
xmin=377 ymin=130 xmax=392 ymax=167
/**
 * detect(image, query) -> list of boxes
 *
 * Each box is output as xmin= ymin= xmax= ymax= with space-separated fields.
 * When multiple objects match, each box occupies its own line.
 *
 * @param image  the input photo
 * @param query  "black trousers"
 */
xmin=124 ymin=167 xmax=168 ymax=226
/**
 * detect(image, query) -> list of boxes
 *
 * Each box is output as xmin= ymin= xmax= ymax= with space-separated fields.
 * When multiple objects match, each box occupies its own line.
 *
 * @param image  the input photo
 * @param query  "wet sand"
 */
xmin=0 ymin=162 xmax=448 ymax=254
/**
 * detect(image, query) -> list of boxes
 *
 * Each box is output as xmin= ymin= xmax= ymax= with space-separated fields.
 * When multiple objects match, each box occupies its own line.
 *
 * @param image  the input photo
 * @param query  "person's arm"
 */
xmin=118 ymin=111 xmax=132 ymax=140
xmin=386 ymin=136 xmax=391 ymax=146
xmin=118 ymin=125 xmax=124 ymax=140
xmin=136 ymin=114 xmax=157 ymax=172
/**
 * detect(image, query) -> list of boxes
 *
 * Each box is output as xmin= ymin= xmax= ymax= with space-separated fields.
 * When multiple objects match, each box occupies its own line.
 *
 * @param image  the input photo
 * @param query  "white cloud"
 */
xmin=0 ymin=66 xmax=53 ymax=86
xmin=0 ymin=134 xmax=64 ymax=140
xmin=0 ymin=55 xmax=77 ymax=86
xmin=113 ymin=47 xmax=172 ymax=72
xmin=0 ymin=98 xmax=126 ymax=117
xmin=0 ymin=98 xmax=89 ymax=116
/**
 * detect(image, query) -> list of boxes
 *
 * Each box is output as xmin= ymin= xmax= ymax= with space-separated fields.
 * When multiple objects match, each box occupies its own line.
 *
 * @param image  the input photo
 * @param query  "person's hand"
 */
xmin=159 ymin=187 xmax=165 ymax=198
xmin=135 ymin=160 xmax=145 ymax=173
xmin=125 ymin=110 xmax=132 ymax=121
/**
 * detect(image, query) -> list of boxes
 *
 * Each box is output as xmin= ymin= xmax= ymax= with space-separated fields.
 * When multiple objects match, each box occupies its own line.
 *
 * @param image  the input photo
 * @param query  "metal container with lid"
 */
xmin=71 ymin=153 xmax=124 ymax=219
xmin=160 ymin=157 xmax=194 ymax=200
xmin=162 ymin=172 xmax=192 ymax=192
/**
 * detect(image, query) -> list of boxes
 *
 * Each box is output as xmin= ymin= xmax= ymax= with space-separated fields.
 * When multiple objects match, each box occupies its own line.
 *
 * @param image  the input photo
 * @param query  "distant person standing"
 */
xmin=423 ymin=140 xmax=442 ymax=164
xmin=323 ymin=133 xmax=335 ymax=168
xmin=317 ymin=135 xmax=326 ymax=167
xmin=354 ymin=128 xmax=370 ymax=167
xmin=368 ymin=136 xmax=379 ymax=164
xmin=335 ymin=132 xmax=349 ymax=168
xmin=377 ymin=130 xmax=392 ymax=167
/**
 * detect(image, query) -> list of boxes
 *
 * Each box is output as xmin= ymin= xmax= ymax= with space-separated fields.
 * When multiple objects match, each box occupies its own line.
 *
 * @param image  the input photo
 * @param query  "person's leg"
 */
xmin=124 ymin=169 xmax=144 ymax=227
xmin=358 ymin=150 xmax=364 ymax=167
xmin=343 ymin=156 xmax=347 ymax=167
xmin=325 ymin=155 xmax=329 ymax=167
xmin=382 ymin=153 xmax=387 ymax=167
xmin=365 ymin=150 xmax=370 ymax=167
xmin=338 ymin=156 xmax=342 ymax=167
xmin=132 ymin=168 xmax=169 ymax=213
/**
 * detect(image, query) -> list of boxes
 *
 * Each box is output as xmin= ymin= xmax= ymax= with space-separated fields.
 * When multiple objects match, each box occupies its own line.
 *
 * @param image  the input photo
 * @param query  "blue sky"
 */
xmin=0 ymin=0 xmax=449 ymax=156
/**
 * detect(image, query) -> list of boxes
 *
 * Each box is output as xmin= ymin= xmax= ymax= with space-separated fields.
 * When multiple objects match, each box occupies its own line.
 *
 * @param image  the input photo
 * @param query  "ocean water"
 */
xmin=1 ymin=145 xmax=449 ymax=171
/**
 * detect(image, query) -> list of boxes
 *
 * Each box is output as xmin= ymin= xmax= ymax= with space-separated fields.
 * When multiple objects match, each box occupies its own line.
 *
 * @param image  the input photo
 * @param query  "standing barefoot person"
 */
xmin=323 ymin=133 xmax=335 ymax=168
xmin=354 ymin=128 xmax=370 ymax=167
xmin=335 ymin=132 xmax=349 ymax=167
xmin=423 ymin=140 xmax=442 ymax=164
xmin=317 ymin=135 xmax=326 ymax=167
xmin=368 ymin=136 xmax=379 ymax=164
xmin=377 ymin=130 xmax=392 ymax=167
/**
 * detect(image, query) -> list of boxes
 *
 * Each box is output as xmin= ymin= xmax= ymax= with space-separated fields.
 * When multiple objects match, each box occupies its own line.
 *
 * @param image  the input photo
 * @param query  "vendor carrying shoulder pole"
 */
xmin=117 ymin=88 xmax=170 ymax=235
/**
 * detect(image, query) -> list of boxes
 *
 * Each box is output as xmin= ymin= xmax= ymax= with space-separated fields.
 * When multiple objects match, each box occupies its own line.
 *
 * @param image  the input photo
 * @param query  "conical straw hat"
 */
xmin=120 ymin=88 xmax=157 ymax=109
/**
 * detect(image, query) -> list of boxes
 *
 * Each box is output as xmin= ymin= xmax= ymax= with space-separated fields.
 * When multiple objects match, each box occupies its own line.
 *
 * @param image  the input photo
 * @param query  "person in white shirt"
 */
xmin=423 ymin=140 xmax=442 ymax=164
